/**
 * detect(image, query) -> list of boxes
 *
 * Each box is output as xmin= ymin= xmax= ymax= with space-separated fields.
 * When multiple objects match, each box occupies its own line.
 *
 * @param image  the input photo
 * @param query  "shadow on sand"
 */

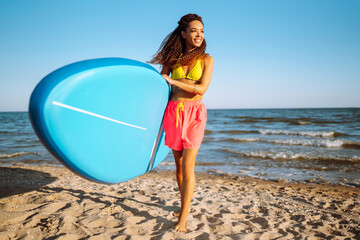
xmin=0 ymin=166 xmax=176 ymax=239
xmin=0 ymin=166 xmax=57 ymax=198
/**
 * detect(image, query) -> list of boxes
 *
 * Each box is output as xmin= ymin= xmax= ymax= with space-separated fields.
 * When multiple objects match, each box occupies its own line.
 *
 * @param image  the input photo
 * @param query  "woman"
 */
xmin=149 ymin=13 xmax=214 ymax=233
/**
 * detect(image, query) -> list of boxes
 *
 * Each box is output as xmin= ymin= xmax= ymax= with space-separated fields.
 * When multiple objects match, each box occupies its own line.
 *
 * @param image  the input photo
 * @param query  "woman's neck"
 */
xmin=185 ymin=45 xmax=196 ymax=54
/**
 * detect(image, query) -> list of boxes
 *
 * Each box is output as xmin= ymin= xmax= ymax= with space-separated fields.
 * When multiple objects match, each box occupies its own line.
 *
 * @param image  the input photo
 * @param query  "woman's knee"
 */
xmin=182 ymin=165 xmax=195 ymax=180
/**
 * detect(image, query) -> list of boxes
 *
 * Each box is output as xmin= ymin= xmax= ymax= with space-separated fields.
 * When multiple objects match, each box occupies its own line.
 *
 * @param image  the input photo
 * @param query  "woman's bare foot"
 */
xmin=173 ymin=208 xmax=193 ymax=217
xmin=174 ymin=216 xmax=187 ymax=233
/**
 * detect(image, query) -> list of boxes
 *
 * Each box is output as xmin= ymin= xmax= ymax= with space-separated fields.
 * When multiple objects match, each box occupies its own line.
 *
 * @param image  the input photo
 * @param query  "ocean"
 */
xmin=1 ymin=108 xmax=359 ymax=186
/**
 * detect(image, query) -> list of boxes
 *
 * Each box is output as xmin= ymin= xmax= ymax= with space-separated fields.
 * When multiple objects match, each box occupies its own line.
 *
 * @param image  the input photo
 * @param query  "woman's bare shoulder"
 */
xmin=203 ymin=54 xmax=214 ymax=64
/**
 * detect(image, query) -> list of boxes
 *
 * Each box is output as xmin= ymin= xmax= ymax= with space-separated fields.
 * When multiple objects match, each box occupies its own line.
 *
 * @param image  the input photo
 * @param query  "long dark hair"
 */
xmin=148 ymin=13 xmax=206 ymax=67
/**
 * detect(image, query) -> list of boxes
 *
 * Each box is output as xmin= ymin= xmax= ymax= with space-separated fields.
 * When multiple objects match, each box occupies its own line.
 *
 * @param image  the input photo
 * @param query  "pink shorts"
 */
xmin=163 ymin=101 xmax=207 ymax=151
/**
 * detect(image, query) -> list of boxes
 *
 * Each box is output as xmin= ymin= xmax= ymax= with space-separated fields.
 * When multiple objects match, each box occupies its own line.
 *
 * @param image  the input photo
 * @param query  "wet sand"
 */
xmin=0 ymin=164 xmax=359 ymax=239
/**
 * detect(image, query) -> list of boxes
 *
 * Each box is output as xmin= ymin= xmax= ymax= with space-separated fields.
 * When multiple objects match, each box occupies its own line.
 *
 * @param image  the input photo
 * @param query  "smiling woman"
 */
xmin=149 ymin=13 xmax=214 ymax=233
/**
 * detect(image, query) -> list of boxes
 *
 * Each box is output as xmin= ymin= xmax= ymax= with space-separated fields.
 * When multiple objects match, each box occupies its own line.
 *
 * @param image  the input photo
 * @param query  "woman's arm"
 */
xmin=162 ymin=56 xmax=214 ymax=96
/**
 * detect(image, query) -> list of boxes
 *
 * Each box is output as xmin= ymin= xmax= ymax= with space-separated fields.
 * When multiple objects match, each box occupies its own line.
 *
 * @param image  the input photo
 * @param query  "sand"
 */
xmin=0 ymin=164 xmax=359 ymax=240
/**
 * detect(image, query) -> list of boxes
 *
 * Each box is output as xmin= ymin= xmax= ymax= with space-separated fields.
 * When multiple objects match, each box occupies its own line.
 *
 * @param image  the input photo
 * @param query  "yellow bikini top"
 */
xmin=171 ymin=54 xmax=202 ymax=81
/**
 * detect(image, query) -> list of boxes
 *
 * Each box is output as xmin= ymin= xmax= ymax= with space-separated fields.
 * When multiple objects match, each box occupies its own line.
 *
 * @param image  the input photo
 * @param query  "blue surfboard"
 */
xmin=29 ymin=58 xmax=171 ymax=184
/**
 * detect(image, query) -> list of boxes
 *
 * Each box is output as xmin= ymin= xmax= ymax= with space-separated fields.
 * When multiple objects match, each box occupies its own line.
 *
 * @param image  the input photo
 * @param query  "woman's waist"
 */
xmin=167 ymin=100 xmax=204 ymax=106
xmin=169 ymin=95 xmax=203 ymax=103
xmin=170 ymin=90 xmax=202 ymax=102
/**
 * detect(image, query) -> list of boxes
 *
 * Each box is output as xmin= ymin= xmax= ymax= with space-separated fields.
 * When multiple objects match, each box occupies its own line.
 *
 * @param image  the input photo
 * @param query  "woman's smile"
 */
xmin=194 ymin=38 xmax=203 ymax=45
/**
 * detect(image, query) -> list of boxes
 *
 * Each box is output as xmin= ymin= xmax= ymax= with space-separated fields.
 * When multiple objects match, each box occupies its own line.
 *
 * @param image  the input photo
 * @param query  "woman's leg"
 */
xmin=172 ymin=149 xmax=183 ymax=195
xmin=174 ymin=148 xmax=199 ymax=233
xmin=172 ymin=150 xmax=185 ymax=217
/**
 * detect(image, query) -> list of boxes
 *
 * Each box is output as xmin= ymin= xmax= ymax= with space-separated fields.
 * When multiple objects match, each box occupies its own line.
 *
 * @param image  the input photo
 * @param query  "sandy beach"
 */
xmin=0 ymin=164 xmax=359 ymax=239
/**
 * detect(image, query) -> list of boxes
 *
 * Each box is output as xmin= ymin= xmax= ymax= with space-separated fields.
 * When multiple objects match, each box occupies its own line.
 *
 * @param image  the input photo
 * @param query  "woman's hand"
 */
xmin=162 ymin=74 xmax=174 ymax=85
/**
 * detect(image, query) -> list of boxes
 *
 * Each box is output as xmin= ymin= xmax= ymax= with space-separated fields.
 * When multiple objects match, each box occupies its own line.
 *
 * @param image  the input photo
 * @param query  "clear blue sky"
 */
xmin=1 ymin=0 xmax=359 ymax=111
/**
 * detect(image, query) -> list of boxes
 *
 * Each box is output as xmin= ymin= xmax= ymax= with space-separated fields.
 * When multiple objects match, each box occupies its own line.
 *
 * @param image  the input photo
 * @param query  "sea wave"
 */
xmin=10 ymin=144 xmax=40 ymax=149
xmin=204 ymin=130 xmax=214 ymax=135
xmin=0 ymin=130 xmax=16 ymax=135
xmin=0 ymin=152 xmax=41 ymax=159
xmin=223 ymin=138 xmax=261 ymax=143
xmin=270 ymin=139 xmax=360 ymax=149
xmin=222 ymin=149 xmax=360 ymax=163
xmin=221 ymin=138 xmax=360 ymax=149
xmin=259 ymin=129 xmax=346 ymax=138
xmin=159 ymin=161 xmax=225 ymax=166
xmin=213 ymin=129 xmax=348 ymax=138
xmin=218 ymin=130 xmax=259 ymax=135
xmin=229 ymin=115 xmax=356 ymax=125
xmin=159 ymin=161 xmax=175 ymax=166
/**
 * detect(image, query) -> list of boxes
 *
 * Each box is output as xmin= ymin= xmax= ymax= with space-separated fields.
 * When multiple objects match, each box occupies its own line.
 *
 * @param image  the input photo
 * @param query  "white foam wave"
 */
xmin=0 ymin=152 xmax=40 ymax=159
xmin=259 ymin=129 xmax=338 ymax=138
xmin=297 ymin=121 xmax=312 ymax=125
xmin=228 ymin=138 xmax=360 ymax=149
xmin=228 ymin=138 xmax=261 ymax=142
xmin=269 ymin=139 xmax=345 ymax=148
xmin=159 ymin=161 xmax=175 ymax=166
xmin=224 ymin=149 xmax=360 ymax=162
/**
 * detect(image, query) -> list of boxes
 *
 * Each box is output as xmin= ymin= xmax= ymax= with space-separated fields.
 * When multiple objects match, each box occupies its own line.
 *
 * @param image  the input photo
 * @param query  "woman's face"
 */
xmin=181 ymin=20 xmax=204 ymax=49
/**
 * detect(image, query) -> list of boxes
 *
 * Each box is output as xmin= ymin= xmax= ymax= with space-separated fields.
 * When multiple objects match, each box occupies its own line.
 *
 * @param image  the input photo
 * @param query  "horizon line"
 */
xmin=2 ymin=106 xmax=360 ymax=113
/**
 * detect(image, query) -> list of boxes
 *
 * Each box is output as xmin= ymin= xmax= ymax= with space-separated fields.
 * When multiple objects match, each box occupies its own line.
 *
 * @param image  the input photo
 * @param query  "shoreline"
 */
xmin=1 ymin=164 xmax=359 ymax=239
xmin=2 ymin=159 xmax=360 ymax=188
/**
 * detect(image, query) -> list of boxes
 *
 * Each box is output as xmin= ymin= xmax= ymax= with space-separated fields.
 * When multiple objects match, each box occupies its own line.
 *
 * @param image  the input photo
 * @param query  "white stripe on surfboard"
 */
xmin=52 ymin=101 xmax=147 ymax=130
